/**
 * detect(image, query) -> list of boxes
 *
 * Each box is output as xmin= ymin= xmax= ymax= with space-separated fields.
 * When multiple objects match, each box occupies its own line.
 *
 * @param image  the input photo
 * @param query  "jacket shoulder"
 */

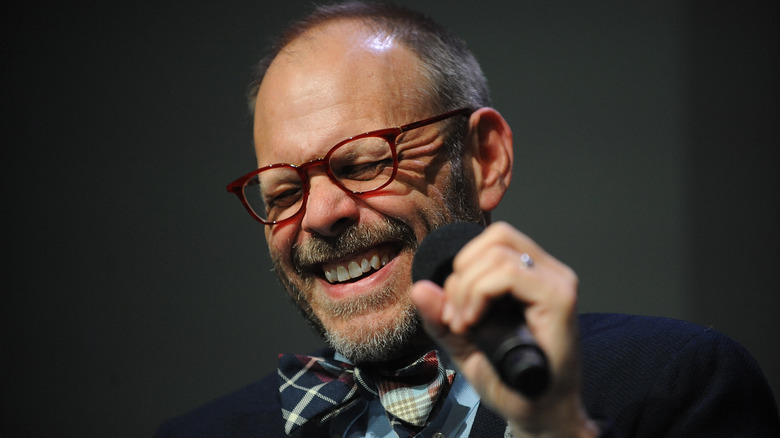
xmin=578 ymin=313 xmax=780 ymax=437
xmin=154 ymin=372 xmax=284 ymax=438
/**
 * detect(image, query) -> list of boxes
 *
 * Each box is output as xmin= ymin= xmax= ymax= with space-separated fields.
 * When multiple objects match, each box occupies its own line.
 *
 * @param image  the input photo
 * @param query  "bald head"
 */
xmin=247 ymin=2 xmax=491 ymax=118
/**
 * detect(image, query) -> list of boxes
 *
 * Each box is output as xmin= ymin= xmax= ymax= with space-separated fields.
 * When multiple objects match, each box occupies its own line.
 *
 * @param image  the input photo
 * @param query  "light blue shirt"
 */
xmin=330 ymin=353 xmax=483 ymax=438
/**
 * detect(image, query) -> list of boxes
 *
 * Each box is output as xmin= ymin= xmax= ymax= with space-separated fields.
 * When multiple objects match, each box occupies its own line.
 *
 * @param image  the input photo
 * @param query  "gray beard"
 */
xmin=270 ymin=216 xmax=427 ymax=364
xmin=324 ymin=298 xmax=425 ymax=364
xmin=270 ymin=161 xmax=482 ymax=365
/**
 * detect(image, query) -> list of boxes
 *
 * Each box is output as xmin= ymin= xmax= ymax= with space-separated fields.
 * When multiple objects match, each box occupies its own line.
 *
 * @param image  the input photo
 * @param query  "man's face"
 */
xmin=252 ymin=21 xmax=477 ymax=363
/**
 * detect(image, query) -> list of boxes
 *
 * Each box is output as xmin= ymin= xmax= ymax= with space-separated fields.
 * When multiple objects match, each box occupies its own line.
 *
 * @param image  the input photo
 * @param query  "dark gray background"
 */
xmin=3 ymin=1 xmax=778 ymax=436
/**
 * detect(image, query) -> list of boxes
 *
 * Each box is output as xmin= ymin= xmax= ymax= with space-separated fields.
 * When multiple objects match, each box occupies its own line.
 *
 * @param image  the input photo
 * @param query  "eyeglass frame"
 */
xmin=226 ymin=107 xmax=475 ymax=226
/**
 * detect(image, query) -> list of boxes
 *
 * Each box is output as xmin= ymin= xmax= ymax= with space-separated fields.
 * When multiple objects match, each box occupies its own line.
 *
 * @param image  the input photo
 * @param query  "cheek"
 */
xmin=265 ymin=223 xmax=299 ymax=267
xmin=392 ymin=155 xmax=455 ymax=198
xmin=395 ymin=168 xmax=452 ymax=211
xmin=364 ymin=189 xmax=451 ymax=239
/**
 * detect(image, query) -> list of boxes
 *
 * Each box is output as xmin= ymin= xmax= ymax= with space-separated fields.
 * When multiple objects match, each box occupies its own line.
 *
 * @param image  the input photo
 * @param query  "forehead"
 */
xmin=252 ymin=20 xmax=432 ymax=167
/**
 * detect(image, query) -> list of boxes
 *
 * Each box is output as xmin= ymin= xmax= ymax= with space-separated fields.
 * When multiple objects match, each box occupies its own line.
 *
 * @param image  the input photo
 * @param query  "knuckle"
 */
xmin=551 ymin=267 xmax=579 ymax=308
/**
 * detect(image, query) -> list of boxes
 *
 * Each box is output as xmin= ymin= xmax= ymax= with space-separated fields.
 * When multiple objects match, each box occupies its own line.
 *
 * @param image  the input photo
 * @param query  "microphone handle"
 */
xmin=470 ymin=295 xmax=550 ymax=399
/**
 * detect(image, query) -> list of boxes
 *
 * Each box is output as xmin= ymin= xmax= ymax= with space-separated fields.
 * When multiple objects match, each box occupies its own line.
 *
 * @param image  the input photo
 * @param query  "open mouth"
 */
xmin=321 ymin=246 xmax=400 ymax=284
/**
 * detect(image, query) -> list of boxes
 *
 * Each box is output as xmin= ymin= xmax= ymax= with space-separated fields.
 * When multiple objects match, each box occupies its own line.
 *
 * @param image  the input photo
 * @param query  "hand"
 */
xmin=411 ymin=222 xmax=600 ymax=437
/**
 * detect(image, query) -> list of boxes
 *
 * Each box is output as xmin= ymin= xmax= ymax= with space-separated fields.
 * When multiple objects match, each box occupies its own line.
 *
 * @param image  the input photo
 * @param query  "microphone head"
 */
xmin=412 ymin=222 xmax=484 ymax=286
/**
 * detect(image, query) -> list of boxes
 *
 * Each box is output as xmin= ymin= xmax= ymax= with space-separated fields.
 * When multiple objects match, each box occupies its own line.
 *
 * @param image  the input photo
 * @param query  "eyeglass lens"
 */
xmin=242 ymin=135 xmax=396 ymax=223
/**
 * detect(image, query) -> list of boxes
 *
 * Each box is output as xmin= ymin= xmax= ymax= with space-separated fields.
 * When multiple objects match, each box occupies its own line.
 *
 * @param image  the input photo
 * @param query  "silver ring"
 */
xmin=520 ymin=253 xmax=534 ymax=268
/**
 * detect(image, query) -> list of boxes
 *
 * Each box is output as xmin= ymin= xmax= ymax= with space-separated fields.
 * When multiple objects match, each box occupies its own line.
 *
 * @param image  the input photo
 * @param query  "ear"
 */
xmin=465 ymin=107 xmax=513 ymax=213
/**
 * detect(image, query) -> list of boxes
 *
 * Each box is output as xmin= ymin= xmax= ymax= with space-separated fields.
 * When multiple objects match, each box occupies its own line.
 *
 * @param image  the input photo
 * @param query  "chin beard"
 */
xmin=272 ymin=273 xmax=428 ymax=364
xmin=324 ymin=301 xmax=426 ymax=364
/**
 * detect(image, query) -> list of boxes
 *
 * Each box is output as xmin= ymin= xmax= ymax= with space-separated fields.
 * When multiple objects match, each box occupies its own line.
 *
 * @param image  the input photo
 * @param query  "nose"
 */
xmin=300 ymin=173 xmax=359 ymax=237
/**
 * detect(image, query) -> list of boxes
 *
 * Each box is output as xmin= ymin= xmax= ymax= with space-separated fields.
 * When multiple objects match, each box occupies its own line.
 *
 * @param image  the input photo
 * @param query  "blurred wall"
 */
xmin=3 ymin=1 xmax=777 ymax=436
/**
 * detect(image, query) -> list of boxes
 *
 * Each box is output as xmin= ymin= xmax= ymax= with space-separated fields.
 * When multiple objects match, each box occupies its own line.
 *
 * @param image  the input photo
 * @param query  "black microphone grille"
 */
xmin=411 ymin=222 xmax=484 ymax=286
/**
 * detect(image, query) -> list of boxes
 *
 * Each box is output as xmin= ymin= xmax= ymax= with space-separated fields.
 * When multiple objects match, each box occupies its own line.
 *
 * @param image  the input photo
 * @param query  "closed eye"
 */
xmin=335 ymin=158 xmax=393 ymax=181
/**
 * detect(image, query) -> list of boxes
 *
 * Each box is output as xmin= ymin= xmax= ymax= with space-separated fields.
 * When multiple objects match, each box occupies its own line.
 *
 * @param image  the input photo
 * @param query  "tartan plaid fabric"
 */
xmin=277 ymin=351 xmax=455 ymax=436
xmin=377 ymin=350 xmax=456 ymax=436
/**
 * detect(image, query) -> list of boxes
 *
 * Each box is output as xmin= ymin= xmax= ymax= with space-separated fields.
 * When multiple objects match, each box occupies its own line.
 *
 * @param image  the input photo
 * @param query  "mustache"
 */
xmin=292 ymin=217 xmax=418 ymax=272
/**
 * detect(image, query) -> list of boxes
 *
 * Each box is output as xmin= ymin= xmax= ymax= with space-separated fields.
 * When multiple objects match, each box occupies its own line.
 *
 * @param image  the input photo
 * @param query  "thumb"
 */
xmin=412 ymin=279 xmax=487 ymax=372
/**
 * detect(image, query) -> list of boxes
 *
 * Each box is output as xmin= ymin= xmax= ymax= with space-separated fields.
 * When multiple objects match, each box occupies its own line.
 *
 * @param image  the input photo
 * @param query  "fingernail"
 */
xmin=450 ymin=313 xmax=463 ymax=334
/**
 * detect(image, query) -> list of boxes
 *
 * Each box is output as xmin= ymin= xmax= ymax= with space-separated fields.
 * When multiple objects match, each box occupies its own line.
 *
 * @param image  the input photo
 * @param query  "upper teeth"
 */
xmin=324 ymin=253 xmax=390 ymax=284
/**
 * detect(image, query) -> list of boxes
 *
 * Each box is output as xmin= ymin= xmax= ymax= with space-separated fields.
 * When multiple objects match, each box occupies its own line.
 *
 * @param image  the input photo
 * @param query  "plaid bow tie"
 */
xmin=278 ymin=350 xmax=455 ymax=436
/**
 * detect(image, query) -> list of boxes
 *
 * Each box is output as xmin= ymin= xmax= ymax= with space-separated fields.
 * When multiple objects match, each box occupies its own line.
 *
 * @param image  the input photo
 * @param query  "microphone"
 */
xmin=412 ymin=222 xmax=550 ymax=399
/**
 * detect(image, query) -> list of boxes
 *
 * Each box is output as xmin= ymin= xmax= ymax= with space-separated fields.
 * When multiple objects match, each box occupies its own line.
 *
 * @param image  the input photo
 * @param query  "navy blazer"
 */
xmin=155 ymin=314 xmax=780 ymax=437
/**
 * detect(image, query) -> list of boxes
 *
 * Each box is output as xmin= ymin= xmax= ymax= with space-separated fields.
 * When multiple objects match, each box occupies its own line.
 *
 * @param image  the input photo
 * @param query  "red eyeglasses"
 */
xmin=227 ymin=108 xmax=473 ymax=226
